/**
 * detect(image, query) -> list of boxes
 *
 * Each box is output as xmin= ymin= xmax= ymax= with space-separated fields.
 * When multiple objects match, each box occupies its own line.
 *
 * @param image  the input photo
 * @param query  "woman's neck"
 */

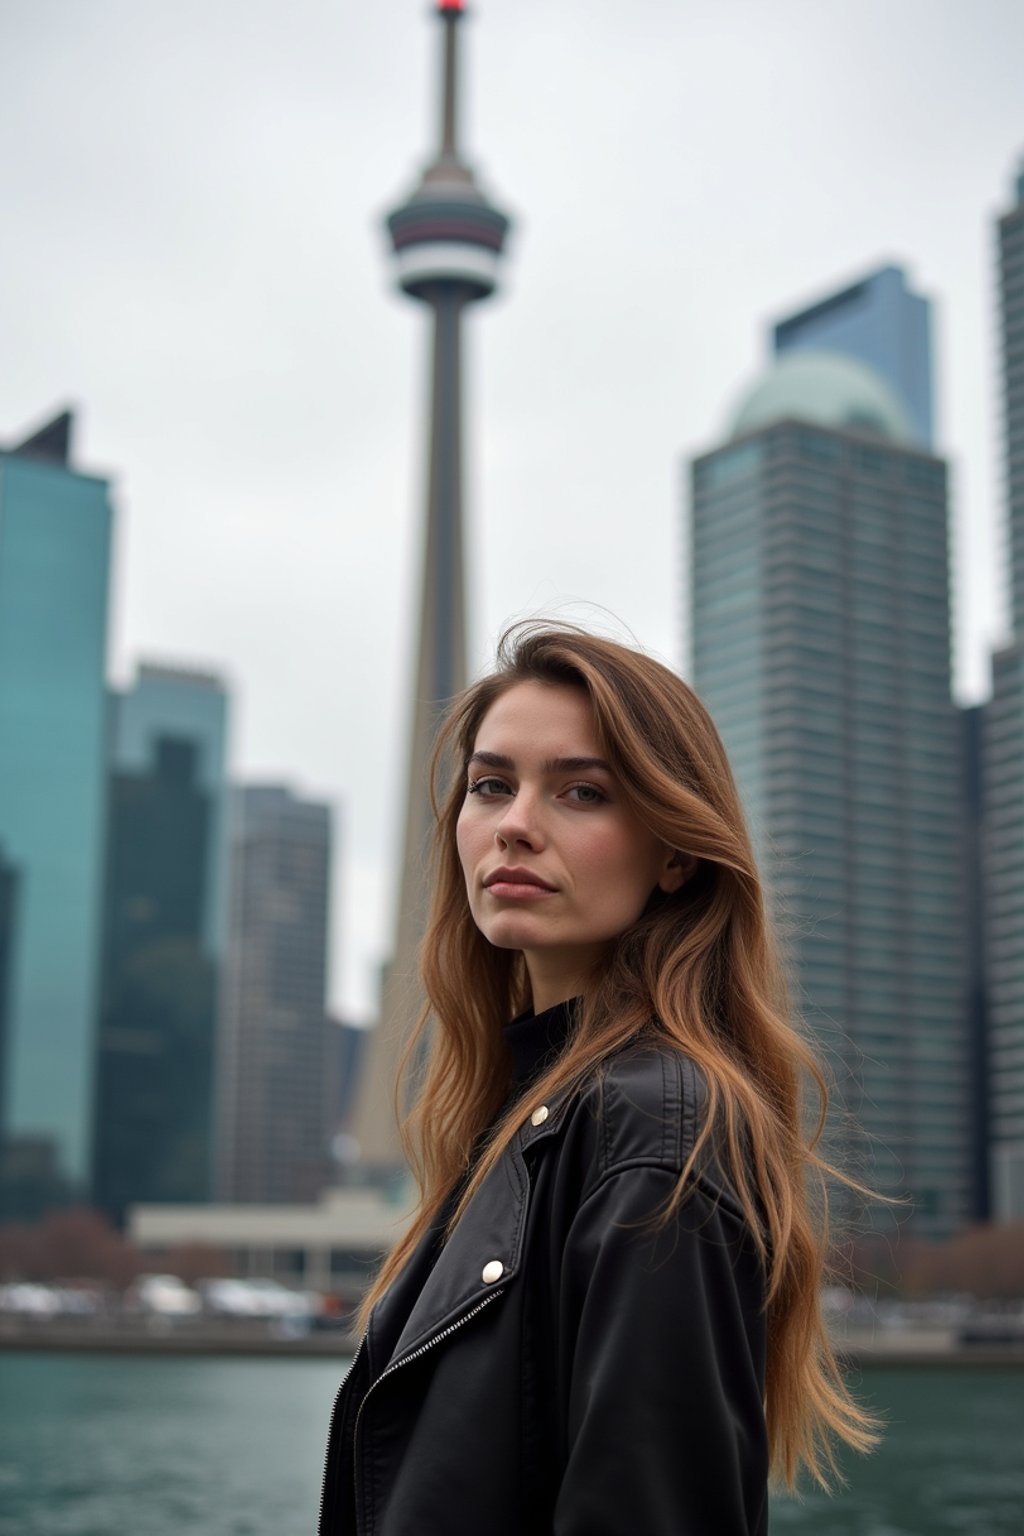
xmin=525 ymin=948 xmax=599 ymax=1014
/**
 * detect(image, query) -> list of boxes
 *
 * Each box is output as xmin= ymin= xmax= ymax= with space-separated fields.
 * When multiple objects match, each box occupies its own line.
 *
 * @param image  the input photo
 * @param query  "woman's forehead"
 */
xmin=472 ymin=681 xmax=598 ymax=758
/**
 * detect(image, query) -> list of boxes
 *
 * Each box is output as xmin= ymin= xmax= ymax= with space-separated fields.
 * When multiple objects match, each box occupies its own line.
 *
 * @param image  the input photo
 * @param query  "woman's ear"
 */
xmin=658 ymin=849 xmax=698 ymax=894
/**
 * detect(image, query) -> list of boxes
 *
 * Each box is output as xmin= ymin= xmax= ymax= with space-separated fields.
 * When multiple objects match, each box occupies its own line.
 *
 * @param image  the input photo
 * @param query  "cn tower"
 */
xmin=356 ymin=0 xmax=511 ymax=1169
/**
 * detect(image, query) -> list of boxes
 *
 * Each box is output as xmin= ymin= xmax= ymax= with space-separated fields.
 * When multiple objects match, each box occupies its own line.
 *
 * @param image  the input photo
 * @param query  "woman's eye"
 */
xmin=566 ymin=783 xmax=606 ymax=805
xmin=467 ymin=776 xmax=511 ymax=797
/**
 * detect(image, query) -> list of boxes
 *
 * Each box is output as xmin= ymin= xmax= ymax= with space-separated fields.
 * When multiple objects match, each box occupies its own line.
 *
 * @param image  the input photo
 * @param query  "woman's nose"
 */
xmin=495 ymin=790 xmax=543 ymax=850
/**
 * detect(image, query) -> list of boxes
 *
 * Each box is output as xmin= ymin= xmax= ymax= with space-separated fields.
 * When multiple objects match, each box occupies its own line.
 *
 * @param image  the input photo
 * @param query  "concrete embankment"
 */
xmin=0 ymin=1316 xmax=361 ymax=1358
xmin=834 ymin=1325 xmax=1024 ymax=1369
xmin=3 ymin=1316 xmax=1024 ymax=1366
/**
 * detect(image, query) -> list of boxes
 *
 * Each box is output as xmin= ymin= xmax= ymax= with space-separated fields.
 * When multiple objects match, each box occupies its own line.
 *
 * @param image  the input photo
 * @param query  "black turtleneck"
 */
xmin=503 ymin=996 xmax=578 ymax=1096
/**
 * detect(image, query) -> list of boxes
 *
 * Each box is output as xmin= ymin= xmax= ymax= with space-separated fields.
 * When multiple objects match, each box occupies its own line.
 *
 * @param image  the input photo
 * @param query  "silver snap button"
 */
xmin=530 ymin=1105 xmax=549 ymax=1127
xmin=481 ymin=1260 xmax=504 ymax=1284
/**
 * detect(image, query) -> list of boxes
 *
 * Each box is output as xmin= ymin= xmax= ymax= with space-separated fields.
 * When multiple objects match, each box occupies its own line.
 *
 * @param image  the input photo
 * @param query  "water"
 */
xmin=0 ymin=1353 xmax=340 ymax=1536
xmin=0 ymin=1354 xmax=1021 ymax=1534
xmin=771 ymin=1366 xmax=1024 ymax=1535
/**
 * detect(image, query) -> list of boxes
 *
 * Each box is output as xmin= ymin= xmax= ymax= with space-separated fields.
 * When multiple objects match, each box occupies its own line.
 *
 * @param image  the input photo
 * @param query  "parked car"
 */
xmin=198 ymin=1276 xmax=315 ymax=1321
xmin=125 ymin=1273 xmax=201 ymax=1317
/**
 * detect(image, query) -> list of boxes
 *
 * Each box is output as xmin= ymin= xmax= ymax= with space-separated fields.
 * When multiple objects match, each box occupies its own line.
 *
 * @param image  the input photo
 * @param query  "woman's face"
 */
xmin=456 ymin=680 xmax=688 ymax=1011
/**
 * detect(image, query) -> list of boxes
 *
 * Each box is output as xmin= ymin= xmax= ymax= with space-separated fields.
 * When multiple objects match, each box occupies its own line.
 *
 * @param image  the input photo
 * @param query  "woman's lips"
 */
xmin=485 ymin=879 xmax=556 ymax=900
xmin=483 ymin=868 xmax=557 ymax=900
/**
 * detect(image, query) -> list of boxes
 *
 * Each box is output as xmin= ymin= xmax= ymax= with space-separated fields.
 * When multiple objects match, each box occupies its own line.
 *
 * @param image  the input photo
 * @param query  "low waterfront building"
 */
xmin=127 ymin=1186 xmax=413 ymax=1297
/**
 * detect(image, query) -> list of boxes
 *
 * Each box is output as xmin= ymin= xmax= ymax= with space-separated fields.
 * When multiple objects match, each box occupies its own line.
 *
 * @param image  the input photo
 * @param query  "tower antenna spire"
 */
xmin=438 ymin=0 xmax=463 ymax=157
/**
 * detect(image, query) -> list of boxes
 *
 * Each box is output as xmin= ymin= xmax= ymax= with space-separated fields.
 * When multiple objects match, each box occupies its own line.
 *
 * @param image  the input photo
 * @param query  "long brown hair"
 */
xmin=361 ymin=621 xmax=877 ymax=1489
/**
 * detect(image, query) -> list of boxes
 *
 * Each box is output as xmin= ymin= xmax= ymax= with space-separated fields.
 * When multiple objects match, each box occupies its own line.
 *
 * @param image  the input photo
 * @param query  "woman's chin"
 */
xmin=480 ymin=915 xmax=551 ymax=952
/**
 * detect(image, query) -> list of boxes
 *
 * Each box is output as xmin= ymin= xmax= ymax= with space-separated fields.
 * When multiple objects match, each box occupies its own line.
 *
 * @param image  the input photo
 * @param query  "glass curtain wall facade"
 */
xmin=92 ymin=667 xmax=228 ymax=1224
xmin=1001 ymin=170 xmax=1024 ymax=631
xmin=984 ymin=167 xmax=1024 ymax=1217
xmin=690 ymin=419 xmax=967 ymax=1237
xmin=217 ymin=786 xmax=332 ymax=1204
xmin=0 ymin=421 xmax=113 ymax=1218
xmin=773 ymin=265 xmax=935 ymax=449
xmin=985 ymin=645 xmax=1024 ymax=1216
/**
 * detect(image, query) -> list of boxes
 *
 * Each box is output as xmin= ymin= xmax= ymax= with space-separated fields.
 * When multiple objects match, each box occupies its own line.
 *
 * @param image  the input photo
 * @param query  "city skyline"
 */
xmin=1 ymin=1 xmax=1022 ymax=1020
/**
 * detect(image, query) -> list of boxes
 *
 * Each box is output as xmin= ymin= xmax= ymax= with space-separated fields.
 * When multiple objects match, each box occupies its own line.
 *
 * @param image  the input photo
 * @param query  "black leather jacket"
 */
xmin=319 ymin=1043 xmax=769 ymax=1534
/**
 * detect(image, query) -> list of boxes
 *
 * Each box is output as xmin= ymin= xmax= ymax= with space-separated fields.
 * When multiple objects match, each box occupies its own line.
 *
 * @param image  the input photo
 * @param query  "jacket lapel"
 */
xmin=371 ymin=1089 xmax=576 ymax=1369
xmin=384 ymin=1146 xmax=525 ymax=1361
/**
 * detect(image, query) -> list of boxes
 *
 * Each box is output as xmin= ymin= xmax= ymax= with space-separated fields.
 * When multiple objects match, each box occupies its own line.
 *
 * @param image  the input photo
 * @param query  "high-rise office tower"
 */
xmin=356 ymin=0 xmax=511 ymax=1168
xmin=92 ymin=665 xmax=229 ymax=1223
xmin=0 ymin=411 xmax=113 ymax=1219
xmin=770 ymin=264 xmax=989 ymax=1220
xmin=1000 ymin=168 xmax=1024 ymax=632
xmin=984 ymin=164 xmax=1024 ymax=1218
xmin=773 ymin=264 xmax=935 ymax=449
xmin=0 ymin=860 xmax=16 ymax=1140
xmin=689 ymin=351 xmax=967 ymax=1237
xmin=216 ymin=785 xmax=332 ymax=1204
xmin=961 ymin=702 xmax=990 ymax=1219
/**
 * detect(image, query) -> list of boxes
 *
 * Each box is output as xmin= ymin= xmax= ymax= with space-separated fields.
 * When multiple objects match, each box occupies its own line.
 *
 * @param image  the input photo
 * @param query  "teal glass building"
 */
xmin=0 ymin=412 xmax=113 ymax=1218
xmin=92 ymin=665 xmax=229 ymax=1224
xmin=689 ymin=356 xmax=968 ymax=1237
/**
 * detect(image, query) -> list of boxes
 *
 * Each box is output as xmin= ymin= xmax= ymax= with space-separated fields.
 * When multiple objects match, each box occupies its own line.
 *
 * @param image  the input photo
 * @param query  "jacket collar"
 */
xmin=370 ymin=1086 xmax=575 ymax=1369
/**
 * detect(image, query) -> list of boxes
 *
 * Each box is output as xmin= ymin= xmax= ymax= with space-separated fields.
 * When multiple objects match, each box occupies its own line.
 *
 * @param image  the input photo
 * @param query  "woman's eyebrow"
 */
xmin=467 ymin=751 xmax=515 ymax=771
xmin=543 ymin=755 xmax=612 ymax=774
xmin=467 ymin=751 xmax=611 ymax=773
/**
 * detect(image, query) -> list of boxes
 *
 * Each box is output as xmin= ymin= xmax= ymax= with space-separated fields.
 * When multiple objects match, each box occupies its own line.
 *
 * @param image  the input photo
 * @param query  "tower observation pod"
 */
xmin=355 ymin=1 xmax=512 ymax=1170
xmin=388 ymin=3 xmax=509 ymax=302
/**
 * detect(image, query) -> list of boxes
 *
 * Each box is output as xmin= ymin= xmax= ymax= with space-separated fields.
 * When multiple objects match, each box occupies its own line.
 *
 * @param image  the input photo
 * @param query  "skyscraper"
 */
xmin=689 ymin=352 xmax=968 ymax=1237
xmin=984 ymin=163 xmax=1024 ymax=1219
xmin=0 ymin=410 xmax=113 ymax=1219
xmin=216 ymin=785 xmax=332 ymax=1204
xmin=92 ymin=664 xmax=229 ymax=1223
xmin=356 ymin=0 xmax=511 ymax=1168
xmin=999 ymin=167 xmax=1024 ymax=633
xmin=772 ymin=264 xmax=935 ymax=449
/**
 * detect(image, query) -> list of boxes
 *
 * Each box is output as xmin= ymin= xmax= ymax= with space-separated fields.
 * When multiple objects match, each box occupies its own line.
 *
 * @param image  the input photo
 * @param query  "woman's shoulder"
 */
xmin=560 ymin=1036 xmax=742 ymax=1214
xmin=537 ymin=1032 xmax=752 ymax=1222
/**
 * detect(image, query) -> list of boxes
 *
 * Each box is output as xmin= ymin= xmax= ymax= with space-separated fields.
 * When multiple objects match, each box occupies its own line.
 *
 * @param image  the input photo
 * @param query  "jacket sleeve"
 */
xmin=553 ymin=1164 xmax=769 ymax=1536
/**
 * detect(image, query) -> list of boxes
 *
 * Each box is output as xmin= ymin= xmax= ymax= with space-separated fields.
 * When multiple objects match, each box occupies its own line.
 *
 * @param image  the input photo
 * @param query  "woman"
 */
xmin=319 ymin=623 xmax=876 ymax=1535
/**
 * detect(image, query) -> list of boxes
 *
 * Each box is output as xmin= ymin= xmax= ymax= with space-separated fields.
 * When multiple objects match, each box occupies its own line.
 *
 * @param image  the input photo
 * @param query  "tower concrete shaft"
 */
xmin=356 ymin=0 xmax=510 ymax=1169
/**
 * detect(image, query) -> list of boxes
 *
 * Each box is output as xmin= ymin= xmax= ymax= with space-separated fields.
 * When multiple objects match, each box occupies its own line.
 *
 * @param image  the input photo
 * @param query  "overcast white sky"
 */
xmin=1 ymin=0 xmax=1021 ymax=1021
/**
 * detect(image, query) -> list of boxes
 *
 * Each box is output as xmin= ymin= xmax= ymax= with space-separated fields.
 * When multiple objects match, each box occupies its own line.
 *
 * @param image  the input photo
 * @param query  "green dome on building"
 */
xmin=729 ymin=349 xmax=915 ymax=445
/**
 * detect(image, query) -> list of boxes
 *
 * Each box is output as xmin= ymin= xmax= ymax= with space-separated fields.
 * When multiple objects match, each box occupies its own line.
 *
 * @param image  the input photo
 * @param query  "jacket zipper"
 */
xmin=352 ymin=1287 xmax=507 ymax=1534
xmin=318 ymin=1333 xmax=367 ymax=1534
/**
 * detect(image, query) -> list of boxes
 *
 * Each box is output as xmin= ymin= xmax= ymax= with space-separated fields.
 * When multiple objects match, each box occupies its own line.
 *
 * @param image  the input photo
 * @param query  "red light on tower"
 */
xmin=437 ymin=0 xmax=465 ymax=12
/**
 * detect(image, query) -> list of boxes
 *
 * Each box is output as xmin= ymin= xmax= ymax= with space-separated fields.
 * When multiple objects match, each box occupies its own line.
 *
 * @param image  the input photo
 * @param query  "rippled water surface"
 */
xmin=771 ymin=1366 xmax=1024 ymax=1535
xmin=0 ymin=1354 xmax=1021 ymax=1534
xmin=0 ymin=1352 xmax=341 ymax=1536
